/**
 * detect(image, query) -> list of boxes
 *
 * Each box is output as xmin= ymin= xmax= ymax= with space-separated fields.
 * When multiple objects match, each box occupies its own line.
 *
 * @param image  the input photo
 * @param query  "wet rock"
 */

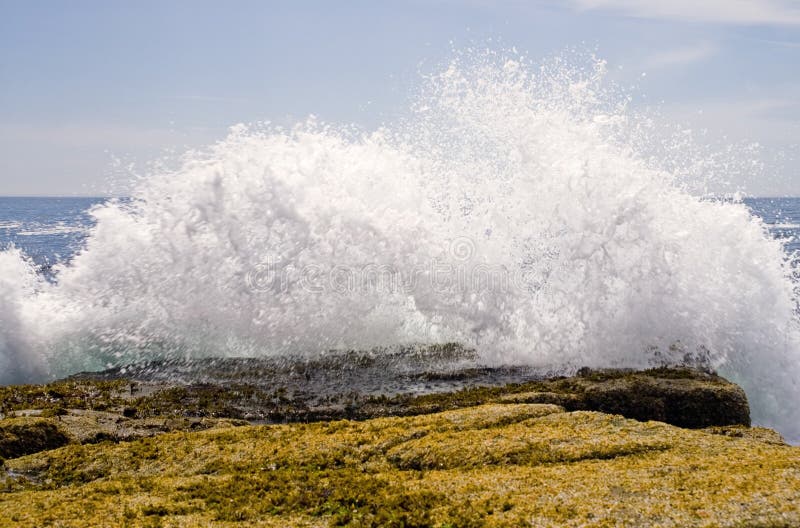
xmin=49 ymin=346 xmax=750 ymax=428
xmin=573 ymin=367 xmax=751 ymax=427
xmin=365 ymin=367 xmax=750 ymax=428
xmin=0 ymin=356 xmax=751 ymax=449
xmin=0 ymin=418 xmax=70 ymax=459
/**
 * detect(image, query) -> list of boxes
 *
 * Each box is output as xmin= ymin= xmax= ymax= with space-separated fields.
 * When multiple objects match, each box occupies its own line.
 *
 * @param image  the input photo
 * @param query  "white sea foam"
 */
xmin=1 ymin=51 xmax=798 ymax=441
xmin=16 ymin=223 xmax=88 ymax=236
xmin=0 ymin=247 xmax=45 ymax=383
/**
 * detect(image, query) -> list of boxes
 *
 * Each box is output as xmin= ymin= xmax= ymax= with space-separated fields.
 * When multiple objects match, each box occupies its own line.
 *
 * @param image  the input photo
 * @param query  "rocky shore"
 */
xmin=0 ymin=349 xmax=797 ymax=526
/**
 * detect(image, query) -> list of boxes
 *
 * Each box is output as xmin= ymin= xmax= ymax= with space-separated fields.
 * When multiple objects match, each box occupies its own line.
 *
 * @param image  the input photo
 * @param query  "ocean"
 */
xmin=0 ymin=197 xmax=106 ymax=275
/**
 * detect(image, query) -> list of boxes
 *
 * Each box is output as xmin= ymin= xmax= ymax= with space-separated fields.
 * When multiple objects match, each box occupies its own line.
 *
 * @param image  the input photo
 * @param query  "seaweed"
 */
xmin=0 ymin=404 xmax=797 ymax=527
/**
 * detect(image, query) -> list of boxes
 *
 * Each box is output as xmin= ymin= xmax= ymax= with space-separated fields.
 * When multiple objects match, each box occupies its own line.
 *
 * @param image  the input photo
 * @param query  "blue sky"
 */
xmin=1 ymin=0 xmax=799 ymax=196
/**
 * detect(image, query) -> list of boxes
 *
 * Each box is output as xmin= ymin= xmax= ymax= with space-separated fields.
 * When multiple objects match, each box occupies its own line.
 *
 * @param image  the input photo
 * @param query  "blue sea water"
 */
xmin=2 ymin=196 xmax=799 ymax=271
xmin=746 ymin=197 xmax=800 ymax=257
xmin=0 ymin=197 xmax=106 ymax=273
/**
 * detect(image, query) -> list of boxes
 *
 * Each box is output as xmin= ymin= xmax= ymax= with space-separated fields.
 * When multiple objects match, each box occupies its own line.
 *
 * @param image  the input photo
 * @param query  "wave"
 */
xmin=15 ymin=224 xmax=89 ymax=236
xmin=1 ymin=50 xmax=799 ymax=441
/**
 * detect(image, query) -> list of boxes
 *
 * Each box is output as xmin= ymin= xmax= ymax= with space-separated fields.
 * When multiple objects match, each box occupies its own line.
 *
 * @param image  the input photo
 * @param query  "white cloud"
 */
xmin=570 ymin=0 xmax=800 ymax=25
xmin=644 ymin=42 xmax=719 ymax=68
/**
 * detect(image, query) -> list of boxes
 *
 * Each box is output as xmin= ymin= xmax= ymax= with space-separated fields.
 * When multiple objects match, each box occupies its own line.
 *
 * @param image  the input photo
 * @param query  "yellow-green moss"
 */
xmin=2 ymin=404 xmax=798 ymax=527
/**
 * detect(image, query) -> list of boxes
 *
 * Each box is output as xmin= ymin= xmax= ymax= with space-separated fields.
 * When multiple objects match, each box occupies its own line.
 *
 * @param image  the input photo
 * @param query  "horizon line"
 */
xmin=3 ymin=194 xmax=800 ymax=200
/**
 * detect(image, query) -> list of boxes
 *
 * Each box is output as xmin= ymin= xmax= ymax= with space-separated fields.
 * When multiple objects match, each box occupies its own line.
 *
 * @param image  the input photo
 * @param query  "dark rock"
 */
xmin=360 ymin=366 xmax=750 ymax=428
xmin=3 ymin=348 xmax=751 ymax=436
xmin=574 ymin=367 xmax=750 ymax=428
xmin=0 ymin=419 xmax=70 ymax=459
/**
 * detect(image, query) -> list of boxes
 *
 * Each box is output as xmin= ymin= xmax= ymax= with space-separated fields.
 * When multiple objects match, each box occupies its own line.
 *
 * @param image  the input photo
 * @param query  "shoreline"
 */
xmin=0 ymin=362 xmax=797 ymax=526
xmin=1 ymin=350 xmax=797 ymax=526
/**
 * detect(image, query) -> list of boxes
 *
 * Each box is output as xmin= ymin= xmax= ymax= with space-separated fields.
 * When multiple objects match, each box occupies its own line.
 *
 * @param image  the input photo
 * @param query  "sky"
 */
xmin=1 ymin=0 xmax=799 ymax=196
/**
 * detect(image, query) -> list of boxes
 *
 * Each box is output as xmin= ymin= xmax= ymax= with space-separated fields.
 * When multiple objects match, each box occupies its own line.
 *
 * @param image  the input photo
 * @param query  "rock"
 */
xmin=370 ymin=366 xmax=751 ymax=429
xmin=0 ymin=361 xmax=785 ymax=526
xmin=498 ymin=391 xmax=583 ymax=407
xmin=0 ymin=418 xmax=70 ymax=460
xmin=705 ymin=425 xmax=787 ymax=445
xmin=0 ymin=410 xmax=249 ymax=462
xmin=0 ymin=364 xmax=751 ymax=450
xmin=1 ymin=403 xmax=797 ymax=526
xmin=12 ymin=347 xmax=746 ymax=429
xmin=572 ymin=367 xmax=751 ymax=427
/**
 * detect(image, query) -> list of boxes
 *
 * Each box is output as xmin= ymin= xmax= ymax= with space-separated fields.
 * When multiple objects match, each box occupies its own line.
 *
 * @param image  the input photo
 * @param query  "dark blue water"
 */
xmin=745 ymin=197 xmax=800 ymax=256
xmin=1 ymin=196 xmax=799 ymax=271
xmin=0 ymin=197 xmax=107 ymax=273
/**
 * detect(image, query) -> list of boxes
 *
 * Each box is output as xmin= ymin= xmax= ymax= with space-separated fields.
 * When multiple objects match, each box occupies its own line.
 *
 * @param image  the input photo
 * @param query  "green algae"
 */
xmin=1 ymin=403 xmax=798 ymax=527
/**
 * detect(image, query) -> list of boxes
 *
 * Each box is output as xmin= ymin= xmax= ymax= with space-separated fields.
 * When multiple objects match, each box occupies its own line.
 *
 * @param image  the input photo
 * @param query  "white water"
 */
xmin=1 ymin=52 xmax=798 ymax=441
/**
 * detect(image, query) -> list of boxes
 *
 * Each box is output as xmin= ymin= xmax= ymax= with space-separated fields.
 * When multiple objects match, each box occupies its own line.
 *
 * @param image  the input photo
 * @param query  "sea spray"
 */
xmin=0 ymin=247 xmax=44 ymax=383
xmin=0 ymin=51 xmax=798 ymax=441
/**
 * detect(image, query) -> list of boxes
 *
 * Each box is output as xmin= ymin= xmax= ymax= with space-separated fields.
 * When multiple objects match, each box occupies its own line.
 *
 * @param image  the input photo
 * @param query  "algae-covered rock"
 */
xmin=0 ymin=410 xmax=248 ymax=462
xmin=0 ymin=363 xmax=752 ymax=471
xmin=1 ymin=351 xmax=751 ymax=429
xmin=372 ymin=366 xmax=750 ymax=429
xmin=0 ymin=418 xmax=70 ymax=460
xmin=574 ymin=367 xmax=750 ymax=427
xmin=0 ymin=355 xmax=781 ymax=526
xmin=0 ymin=380 xmax=128 ymax=414
xmin=1 ymin=404 xmax=797 ymax=527
xmin=705 ymin=424 xmax=787 ymax=445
